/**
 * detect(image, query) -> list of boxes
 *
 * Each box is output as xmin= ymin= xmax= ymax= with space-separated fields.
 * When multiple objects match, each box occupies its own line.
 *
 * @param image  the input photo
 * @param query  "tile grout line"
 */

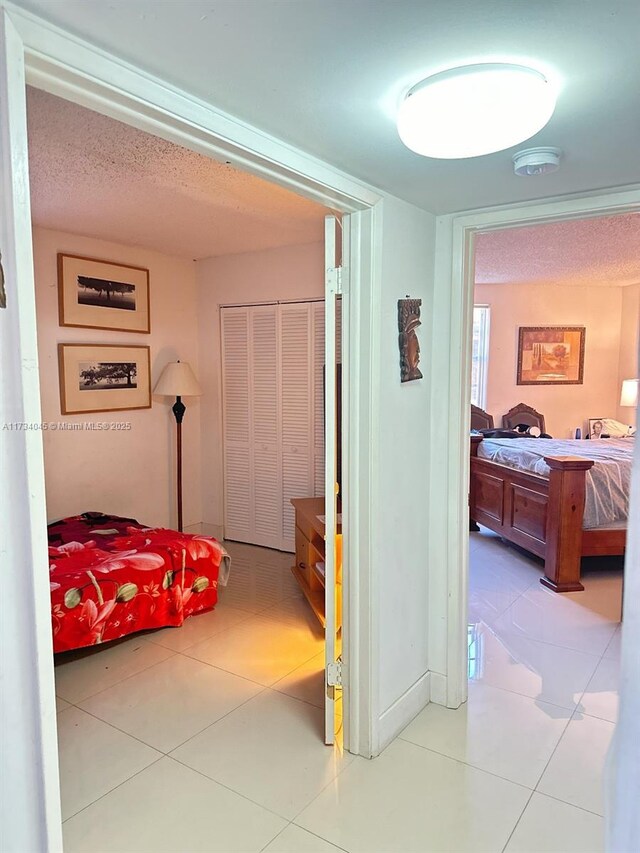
xmin=480 ymin=614 xmax=619 ymax=657
xmin=167 ymin=684 xmax=271 ymax=753
xmin=179 ymin=638 xmax=324 ymax=691
xmin=166 ymin=751 xmax=309 ymax=824
xmin=54 ymin=645 xmax=180 ymax=705
xmin=58 ymin=703 xmax=166 ymax=757
xmin=168 ymin=683 xmax=341 ymax=755
xmin=531 ymin=788 xmax=606 ymax=819
xmin=61 ymin=754 xmax=165 ymax=825
xmin=65 ymin=656 xmax=330 ymax=758
xmin=473 ymin=566 xmax=621 ymax=687
xmin=258 ymin=819 xmax=351 ymax=853
xmin=172 ymin=641 xmax=327 ymax=704
xmin=470 ymin=538 xmax=619 ymax=835
xmin=77 ymin=677 xmax=269 ymax=756
xmin=286 ymin=750 xmax=360 ymax=835
xmin=500 ymin=787 xmax=536 ymax=853
xmin=531 ymin=706 xmax=583 ymax=803
xmin=572 ymin=596 xmax=621 ymax=719
xmin=393 ymin=737 xmax=537 ymax=793
xmin=464 ymin=678 xmax=588 ymax=716
xmin=57 ymin=557 xmax=340 ymax=838
xmin=143 ymin=607 xmax=257 ymax=652
xmin=66 ymin=649 xmax=195 ymax=706
xmin=258 ymin=823 xmax=292 ymax=853
xmin=64 ymin=750 xmax=290 ymax=831
xmin=529 ymin=707 xmax=574 ymax=791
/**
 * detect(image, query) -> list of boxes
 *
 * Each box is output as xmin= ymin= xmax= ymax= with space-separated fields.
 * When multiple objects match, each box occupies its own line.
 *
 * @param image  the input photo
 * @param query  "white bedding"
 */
xmin=477 ymin=437 xmax=634 ymax=529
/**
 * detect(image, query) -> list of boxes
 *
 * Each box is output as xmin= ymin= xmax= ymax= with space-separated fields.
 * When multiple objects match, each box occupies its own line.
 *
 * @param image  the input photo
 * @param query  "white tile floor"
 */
xmin=55 ymin=532 xmax=622 ymax=852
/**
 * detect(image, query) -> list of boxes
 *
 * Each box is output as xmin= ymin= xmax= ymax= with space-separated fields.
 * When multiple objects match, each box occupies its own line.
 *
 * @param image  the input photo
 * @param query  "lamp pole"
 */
xmin=172 ymin=394 xmax=186 ymax=532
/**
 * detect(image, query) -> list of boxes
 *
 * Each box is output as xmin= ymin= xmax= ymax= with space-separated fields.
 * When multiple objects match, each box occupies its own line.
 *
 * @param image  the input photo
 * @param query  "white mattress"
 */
xmin=477 ymin=437 xmax=634 ymax=529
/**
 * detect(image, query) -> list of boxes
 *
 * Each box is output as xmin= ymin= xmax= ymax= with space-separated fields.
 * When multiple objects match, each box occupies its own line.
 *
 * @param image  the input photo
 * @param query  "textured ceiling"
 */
xmin=26 ymin=88 xmax=327 ymax=259
xmin=13 ymin=0 xmax=640 ymax=214
xmin=474 ymin=214 xmax=640 ymax=287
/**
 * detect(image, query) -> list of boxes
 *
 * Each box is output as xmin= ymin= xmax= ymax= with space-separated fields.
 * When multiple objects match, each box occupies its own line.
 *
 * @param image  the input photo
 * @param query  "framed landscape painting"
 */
xmin=58 ymin=253 xmax=150 ymax=333
xmin=58 ymin=344 xmax=151 ymax=414
xmin=517 ymin=326 xmax=585 ymax=385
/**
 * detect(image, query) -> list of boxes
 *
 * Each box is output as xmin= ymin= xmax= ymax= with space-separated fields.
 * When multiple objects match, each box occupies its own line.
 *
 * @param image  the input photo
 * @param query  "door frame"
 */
xmin=2 ymin=4 xmax=382 ymax=849
xmin=432 ymin=185 xmax=640 ymax=709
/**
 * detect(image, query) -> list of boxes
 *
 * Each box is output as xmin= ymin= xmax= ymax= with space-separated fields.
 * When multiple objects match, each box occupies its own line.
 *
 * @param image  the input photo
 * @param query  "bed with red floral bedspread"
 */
xmin=48 ymin=512 xmax=230 ymax=653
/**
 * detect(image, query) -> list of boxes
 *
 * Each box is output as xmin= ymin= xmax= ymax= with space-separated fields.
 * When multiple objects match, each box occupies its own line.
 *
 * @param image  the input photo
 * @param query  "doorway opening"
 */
xmin=3 ymin=16 xmax=382 ymax=849
xmin=27 ymin=84 xmax=348 ymax=831
xmin=462 ymin=209 xmax=638 ymax=813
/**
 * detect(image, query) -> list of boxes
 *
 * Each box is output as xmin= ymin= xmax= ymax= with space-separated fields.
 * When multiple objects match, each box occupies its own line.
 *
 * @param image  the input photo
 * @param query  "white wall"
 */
xmin=475 ymin=282 xmax=624 ymax=437
xmin=195 ymin=221 xmax=439 ymax=751
xmin=373 ymin=197 xmax=435 ymax=739
xmin=196 ymin=241 xmax=324 ymax=536
xmin=617 ymin=283 xmax=640 ymax=425
xmin=33 ymin=226 xmax=202 ymax=529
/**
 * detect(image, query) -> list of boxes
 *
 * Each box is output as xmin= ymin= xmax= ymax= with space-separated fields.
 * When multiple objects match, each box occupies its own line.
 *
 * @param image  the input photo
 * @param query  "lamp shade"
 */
xmin=397 ymin=63 xmax=557 ymax=159
xmin=620 ymin=378 xmax=638 ymax=407
xmin=154 ymin=361 xmax=202 ymax=397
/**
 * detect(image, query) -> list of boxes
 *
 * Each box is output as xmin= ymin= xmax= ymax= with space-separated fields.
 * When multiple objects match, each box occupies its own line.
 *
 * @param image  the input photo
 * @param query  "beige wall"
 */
xmin=196 ymin=241 xmax=325 ymax=535
xmin=617 ymin=283 xmax=640 ymax=425
xmin=34 ymin=226 xmax=202 ymax=528
xmin=475 ymin=282 xmax=625 ymax=438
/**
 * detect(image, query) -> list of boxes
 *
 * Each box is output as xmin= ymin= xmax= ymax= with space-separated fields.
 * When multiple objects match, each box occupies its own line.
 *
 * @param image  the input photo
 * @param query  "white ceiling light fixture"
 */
xmin=397 ymin=63 xmax=557 ymax=159
xmin=513 ymin=146 xmax=562 ymax=176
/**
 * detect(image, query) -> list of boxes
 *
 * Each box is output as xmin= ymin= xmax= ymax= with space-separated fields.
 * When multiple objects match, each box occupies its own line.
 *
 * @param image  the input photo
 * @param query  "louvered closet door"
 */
xmin=280 ymin=303 xmax=314 ymax=551
xmin=250 ymin=307 xmax=281 ymax=548
xmin=221 ymin=307 xmax=251 ymax=542
xmin=222 ymin=301 xmax=323 ymax=552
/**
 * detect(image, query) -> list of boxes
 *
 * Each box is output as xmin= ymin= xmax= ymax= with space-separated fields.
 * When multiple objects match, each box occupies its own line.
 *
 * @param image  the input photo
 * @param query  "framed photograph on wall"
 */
xmin=517 ymin=326 xmax=585 ymax=385
xmin=58 ymin=344 xmax=151 ymax=414
xmin=58 ymin=253 xmax=150 ymax=333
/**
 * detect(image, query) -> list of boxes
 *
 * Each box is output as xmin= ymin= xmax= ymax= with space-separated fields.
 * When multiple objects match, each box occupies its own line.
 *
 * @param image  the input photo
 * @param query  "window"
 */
xmin=471 ymin=305 xmax=490 ymax=408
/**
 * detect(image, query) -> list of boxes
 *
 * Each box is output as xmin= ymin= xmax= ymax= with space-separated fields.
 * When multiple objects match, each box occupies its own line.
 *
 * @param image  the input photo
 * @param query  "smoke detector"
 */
xmin=513 ymin=146 xmax=562 ymax=176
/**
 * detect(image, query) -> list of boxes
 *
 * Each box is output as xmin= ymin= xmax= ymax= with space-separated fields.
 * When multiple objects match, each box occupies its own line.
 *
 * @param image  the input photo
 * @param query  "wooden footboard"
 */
xmin=469 ymin=435 xmax=625 ymax=592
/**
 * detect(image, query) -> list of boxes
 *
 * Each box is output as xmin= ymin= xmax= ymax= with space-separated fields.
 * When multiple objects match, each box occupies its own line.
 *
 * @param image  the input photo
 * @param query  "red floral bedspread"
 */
xmin=48 ymin=512 xmax=229 ymax=653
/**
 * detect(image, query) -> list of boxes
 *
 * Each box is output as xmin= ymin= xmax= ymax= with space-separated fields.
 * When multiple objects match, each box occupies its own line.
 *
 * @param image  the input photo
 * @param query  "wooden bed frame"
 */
xmin=470 ymin=435 xmax=626 ymax=592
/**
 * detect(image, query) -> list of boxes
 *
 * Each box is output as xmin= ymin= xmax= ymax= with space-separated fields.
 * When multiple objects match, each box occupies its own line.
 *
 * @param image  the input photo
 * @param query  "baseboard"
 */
xmin=376 ymin=671 xmax=431 ymax=755
xmin=201 ymin=522 xmax=225 ymax=540
xmin=429 ymin=671 xmax=448 ymax=707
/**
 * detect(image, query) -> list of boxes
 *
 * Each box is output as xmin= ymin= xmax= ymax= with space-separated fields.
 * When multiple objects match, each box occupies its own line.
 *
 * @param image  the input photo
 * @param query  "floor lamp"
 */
xmin=154 ymin=361 xmax=202 ymax=532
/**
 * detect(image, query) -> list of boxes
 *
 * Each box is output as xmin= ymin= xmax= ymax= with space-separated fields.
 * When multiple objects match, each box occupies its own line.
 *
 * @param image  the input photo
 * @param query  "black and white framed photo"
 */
xmin=58 ymin=253 xmax=150 ymax=333
xmin=588 ymin=418 xmax=606 ymax=439
xmin=58 ymin=344 xmax=151 ymax=414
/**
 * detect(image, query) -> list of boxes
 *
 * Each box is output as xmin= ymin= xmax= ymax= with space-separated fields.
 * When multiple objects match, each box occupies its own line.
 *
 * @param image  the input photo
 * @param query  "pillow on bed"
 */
xmin=47 ymin=512 xmax=144 ymax=547
xmin=594 ymin=418 xmax=636 ymax=438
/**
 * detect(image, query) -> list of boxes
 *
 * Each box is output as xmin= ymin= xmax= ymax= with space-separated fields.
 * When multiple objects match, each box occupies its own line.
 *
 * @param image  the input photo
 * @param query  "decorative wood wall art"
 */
xmin=0 ymin=251 xmax=6 ymax=308
xmin=398 ymin=297 xmax=423 ymax=383
xmin=58 ymin=343 xmax=151 ymax=414
xmin=517 ymin=326 xmax=585 ymax=385
xmin=58 ymin=253 xmax=150 ymax=333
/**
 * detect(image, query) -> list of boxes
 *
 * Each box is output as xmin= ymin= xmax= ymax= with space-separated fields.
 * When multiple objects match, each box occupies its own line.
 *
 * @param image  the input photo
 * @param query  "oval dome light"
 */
xmin=397 ymin=63 xmax=557 ymax=159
